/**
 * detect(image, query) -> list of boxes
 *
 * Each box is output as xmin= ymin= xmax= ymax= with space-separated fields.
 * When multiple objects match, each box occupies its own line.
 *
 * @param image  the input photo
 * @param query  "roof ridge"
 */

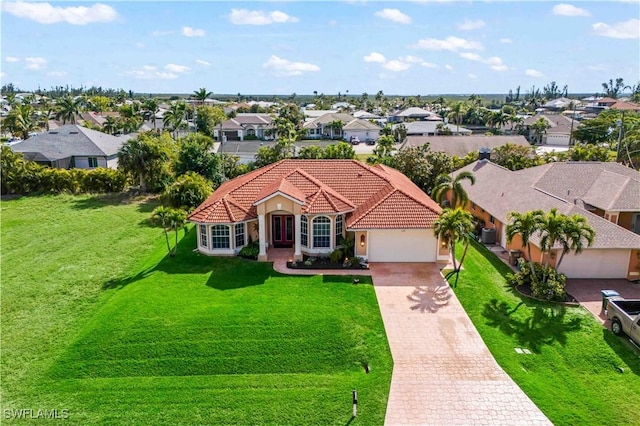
xmin=222 ymin=198 xmax=236 ymax=222
xmin=349 ymin=184 xmax=396 ymax=227
xmin=607 ymin=175 xmax=631 ymax=210
xmin=291 ymin=166 xmax=355 ymax=208
xmin=320 ymin=188 xmax=340 ymax=211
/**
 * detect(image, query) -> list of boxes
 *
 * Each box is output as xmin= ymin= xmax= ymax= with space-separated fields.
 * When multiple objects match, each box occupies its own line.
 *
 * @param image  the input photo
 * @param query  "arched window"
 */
xmin=301 ymin=215 xmax=308 ymax=247
xmin=313 ymin=216 xmax=331 ymax=248
xmin=335 ymin=215 xmax=343 ymax=244
xmin=211 ymin=225 xmax=230 ymax=249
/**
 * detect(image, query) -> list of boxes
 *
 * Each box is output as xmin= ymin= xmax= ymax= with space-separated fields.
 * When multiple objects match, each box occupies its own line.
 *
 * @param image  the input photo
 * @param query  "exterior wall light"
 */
xmin=360 ymin=234 xmax=366 ymax=247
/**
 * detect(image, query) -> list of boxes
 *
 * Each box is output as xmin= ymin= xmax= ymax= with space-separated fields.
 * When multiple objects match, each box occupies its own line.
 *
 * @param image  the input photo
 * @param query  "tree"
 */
xmin=390 ymin=145 xmax=454 ymax=194
xmin=88 ymin=95 xmax=111 ymax=116
xmin=562 ymin=143 xmax=612 ymax=162
xmin=142 ymin=98 xmax=160 ymax=130
xmin=175 ymin=133 xmax=223 ymax=186
xmin=327 ymin=119 xmax=344 ymax=139
xmin=490 ymin=143 xmax=540 ymax=171
xmin=102 ymin=116 xmax=121 ymax=135
xmin=393 ymin=123 xmax=407 ymax=143
xmin=432 ymin=171 xmax=475 ymax=208
xmin=195 ymin=105 xmax=226 ymax=137
xmin=447 ymin=101 xmax=468 ymax=133
xmin=117 ymin=132 xmax=176 ymax=192
xmin=555 ymin=214 xmax=595 ymax=270
xmin=529 ymin=117 xmax=550 ymax=144
xmin=323 ymin=142 xmax=356 ymax=159
xmin=433 ymin=208 xmax=475 ymax=287
xmin=4 ymin=103 xmax=39 ymax=139
xmin=163 ymin=101 xmax=187 ymax=138
xmin=55 ymin=95 xmax=83 ymax=124
xmin=298 ymin=145 xmax=325 ymax=159
xmin=506 ymin=210 xmax=545 ymax=285
xmin=162 ymin=171 xmax=213 ymax=210
xmin=602 ymin=77 xmax=629 ymax=99
xmin=372 ymin=135 xmax=395 ymax=161
xmin=571 ymin=109 xmax=628 ymax=146
xmin=150 ymin=206 xmax=188 ymax=257
xmin=193 ymin=87 xmax=212 ymax=105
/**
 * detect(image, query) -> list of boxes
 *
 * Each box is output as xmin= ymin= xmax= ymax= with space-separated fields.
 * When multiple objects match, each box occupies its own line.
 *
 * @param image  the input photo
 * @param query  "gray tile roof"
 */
xmin=455 ymin=160 xmax=640 ymax=249
xmin=401 ymin=135 xmax=529 ymax=157
xmin=11 ymin=124 xmax=127 ymax=161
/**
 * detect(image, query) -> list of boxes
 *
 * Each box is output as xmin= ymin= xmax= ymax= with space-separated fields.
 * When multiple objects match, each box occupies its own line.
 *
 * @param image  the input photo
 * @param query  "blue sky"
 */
xmin=1 ymin=1 xmax=639 ymax=95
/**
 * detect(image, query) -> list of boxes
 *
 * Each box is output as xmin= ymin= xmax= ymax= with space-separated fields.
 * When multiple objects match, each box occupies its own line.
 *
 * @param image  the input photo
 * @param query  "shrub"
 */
xmin=329 ymin=248 xmax=343 ymax=263
xmin=77 ymin=168 xmax=127 ymax=193
xmin=161 ymin=172 xmax=213 ymax=210
xmin=509 ymin=258 xmax=567 ymax=301
xmin=238 ymin=240 xmax=259 ymax=260
xmin=350 ymin=256 xmax=363 ymax=267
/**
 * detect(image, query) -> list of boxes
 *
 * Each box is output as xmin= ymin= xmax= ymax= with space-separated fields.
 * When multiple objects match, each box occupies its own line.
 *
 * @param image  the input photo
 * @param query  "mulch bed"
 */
xmin=515 ymin=283 xmax=579 ymax=305
xmin=287 ymin=258 xmax=369 ymax=270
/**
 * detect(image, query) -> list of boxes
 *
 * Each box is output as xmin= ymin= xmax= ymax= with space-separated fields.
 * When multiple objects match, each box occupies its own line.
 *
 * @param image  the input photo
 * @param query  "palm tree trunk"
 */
xmin=526 ymin=244 xmax=538 ymax=285
xmin=450 ymin=243 xmax=458 ymax=272
xmin=172 ymin=228 xmax=179 ymax=256
xmin=163 ymin=229 xmax=171 ymax=255
xmin=458 ymin=242 xmax=470 ymax=271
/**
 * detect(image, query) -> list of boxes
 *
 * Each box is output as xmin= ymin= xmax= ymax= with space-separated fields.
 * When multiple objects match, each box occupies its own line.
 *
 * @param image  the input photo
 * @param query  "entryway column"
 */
xmin=258 ymin=214 xmax=267 ymax=261
xmin=294 ymin=214 xmax=302 ymax=261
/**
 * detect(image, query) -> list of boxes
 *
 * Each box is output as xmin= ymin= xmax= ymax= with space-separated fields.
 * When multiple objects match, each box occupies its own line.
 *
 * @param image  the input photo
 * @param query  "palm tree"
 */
xmin=143 ymin=98 xmax=160 ymax=130
xmin=102 ymin=116 xmax=120 ymax=135
xmin=327 ymin=119 xmax=344 ymax=139
xmin=150 ymin=207 xmax=186 ymax=257
xmin=556 ymin=214 xmax=595 ymax=270
xmin=193 ymin=87 xmax=212 ymax=105
xmin=118 ymin=138 xmax=153 ymax=191
xmin=447 ymin=101 xmax=468 ymax=133
xmin=432 ymin=171 xmax=475 ymax=208
xmin=539 ymin=208 xmax=567 ymax=270
xmin=506 ymin=210 xmax=545 ymax=284
xmin=163 ymin=101 xmax=187 ymax=138
xmin=5 ymin=103 xmax=39 ymax=139
xmin=55 ymin=95 xmax=83 ymax=124
xmin=433 ymin=208 xmax=475 ymax=287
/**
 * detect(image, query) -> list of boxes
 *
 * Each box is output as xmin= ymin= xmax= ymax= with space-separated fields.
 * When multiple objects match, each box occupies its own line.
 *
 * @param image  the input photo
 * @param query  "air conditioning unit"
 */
xmin=481 ymin=228 xmax=496 ymax=244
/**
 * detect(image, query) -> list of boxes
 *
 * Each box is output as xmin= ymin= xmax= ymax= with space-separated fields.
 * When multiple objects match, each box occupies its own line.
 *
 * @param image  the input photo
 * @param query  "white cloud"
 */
xmin=592 ymin=19 xmax=640 ymax=39
xmin=458 ymin=19 xmax=485 ymax=31
xmin=500 ymin=38 xmax=512 ymax=44
xmin=383 ymin=60 xmax=410 ymax=72
xmin=552 ymin=4 xmax=591 ymax=17
xmin=459 ymin=53 xmax=508 ymax=71
xmin=5 ymin=56 xmax=20 ymax=62
xmin=364 ymin=52 xmax=386 ymax=63
xmin=229 ymin=9 xmax=298 ymax=25
xmin=421 ymin=62 xmax=437 ymax=68
xmin=24 ymin=57 xmax=47 ymax=70
xmin=445 ymin=64 xmax=453 ymax=70
xmin=48 ymin=71 xmax=68 ymax=77
xmin=262 ymin=55 xmax=320 ymax=77
xmin=196 ymin=59 xmax=211 ymax=67
xmin=151 ymin=30 xmax=174 ymax=37
xmin=182 ymin=26 xmax=205 ymax=37
xmin=329 ymin=19 xmax=338 ymax=27
xmin=135 ymin=42 xmax=145 ymax=48
xmin=0 ymin=72 xmax=6 ymax=79
xmin=375 ymin=8 xmax=412 ymax=24
xmin=400 ymin=55 xmax=424 ymax=63
xmin=2 ymin=1 xmax=118 ymax=25
xmin=525 ymin=69 xmax=544 ymax=78
xmin=587 ymin=64 xmax=607 ymax=71
xmin=416 ymin=36 xmax=484 ymax=51
xmin=468 ymin=73 xmax=477 ymax=79
xmin=164 ymin=64 xmax=190 ymax=73
xmin=123 ymin=65 xmax=178 ymax=80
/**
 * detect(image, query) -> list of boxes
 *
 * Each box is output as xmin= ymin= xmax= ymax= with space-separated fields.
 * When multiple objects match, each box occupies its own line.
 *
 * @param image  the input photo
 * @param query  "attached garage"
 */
xmin=367 ymin=229 xmax=436 ymax=262
xmin=545 ymin=134 xmax=570 ymax=146
xmin=557 ymin=249 xmax=630 ymax=279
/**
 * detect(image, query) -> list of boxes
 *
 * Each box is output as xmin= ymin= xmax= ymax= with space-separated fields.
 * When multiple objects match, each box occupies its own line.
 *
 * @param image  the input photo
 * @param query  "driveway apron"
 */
xmin=370 ymin=263 xmax=551 ymax=425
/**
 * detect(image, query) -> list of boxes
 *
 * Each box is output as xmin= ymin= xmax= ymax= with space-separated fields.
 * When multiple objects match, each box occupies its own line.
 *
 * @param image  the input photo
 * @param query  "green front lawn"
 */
xmin=1 ymin=195 xmax=392 ymax=425
xmin=450 ymin=240 xmax=640 ymax=426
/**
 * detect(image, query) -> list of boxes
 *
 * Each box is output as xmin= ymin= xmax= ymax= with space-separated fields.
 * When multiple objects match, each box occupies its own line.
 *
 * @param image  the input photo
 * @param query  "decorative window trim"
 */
xmin=211 ymin=225 xmax=230 ymax=249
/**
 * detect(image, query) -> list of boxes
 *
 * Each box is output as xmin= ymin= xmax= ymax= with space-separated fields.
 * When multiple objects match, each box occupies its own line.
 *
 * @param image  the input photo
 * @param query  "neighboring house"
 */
xmin=454 ymin=160 xmax=640 ymax=279
xmin=400 ymin=135 xmax=530 ymax=158
xmin=353 ymin=110 xmax=381 ymax=120
xmin=214 ymin=113 xmax=274 ymax=141
xmin=189 ymin=159 xmax=447 ymax=263
xmin=611 ymin=101 xmax=640 ymax=112
xmin=302 ymin=109 xmax=338 ymax=119
xmin=390 ymin=107 xmax=442 ymax=123
xmin=523 ymin=114 xmax=577 ymax=146
xmin=303 ymin=113 xmax=380 ymax=141
xmin=10 ymin=124 xmax=128 ymax=169
xmin=542 ymin=97 xmax=575 ymax=111
xmin=394 ymin=121 xmax=472 ymax=137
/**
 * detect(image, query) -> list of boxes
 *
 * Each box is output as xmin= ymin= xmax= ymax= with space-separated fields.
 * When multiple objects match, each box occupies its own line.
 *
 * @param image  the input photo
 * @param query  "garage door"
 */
xmin=368 ymin=229 xmax=436 ymax=262
xmin=557 ymin=249 xmax=629 ymax=279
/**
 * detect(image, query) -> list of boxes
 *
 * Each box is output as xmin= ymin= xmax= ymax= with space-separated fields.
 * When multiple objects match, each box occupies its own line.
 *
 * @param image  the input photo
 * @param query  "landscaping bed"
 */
xmin=287 ymin=255 xmax=369 ymax=270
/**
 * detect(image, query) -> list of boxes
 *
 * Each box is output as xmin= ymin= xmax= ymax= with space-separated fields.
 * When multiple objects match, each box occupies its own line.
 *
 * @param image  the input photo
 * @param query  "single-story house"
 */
xmin=10 ymin=124 xmax=128 ymax=169
xmin=454 ymin=160 xmax=640 ymax=280
xmin=303 ymin=113 xmax=380 ymax=142
xmin=400 ymin=135 xmax=530 ymax=158
xmin=523 ymin=114 xmax=577 ymax=146
xmin=394 ymin=121 xmax=471 ymax=137
xmin=189 ymin=159 xmax=447 ymax=263
xmin=214 ymin=113 xmax=274 ymax=141
xmin=390 ymin=107 xmax=442 ymax=122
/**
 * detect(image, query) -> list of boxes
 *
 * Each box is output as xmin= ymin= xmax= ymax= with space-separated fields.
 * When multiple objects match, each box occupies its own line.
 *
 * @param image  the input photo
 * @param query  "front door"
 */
xmin=272 ymin=215 xmax=294 ymax=247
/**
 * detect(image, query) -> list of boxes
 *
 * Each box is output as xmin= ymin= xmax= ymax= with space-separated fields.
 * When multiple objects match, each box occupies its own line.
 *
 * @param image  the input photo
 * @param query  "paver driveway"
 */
xmin=370 ymin=263 xmax=551 ymax=426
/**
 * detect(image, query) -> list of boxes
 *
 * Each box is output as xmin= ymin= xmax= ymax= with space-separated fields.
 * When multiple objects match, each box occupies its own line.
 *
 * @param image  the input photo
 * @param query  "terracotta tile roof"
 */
xmin=189 ymin=159 xmax=441 ymax=229
xmin=611 ymin=101 xmax=640 ymax=111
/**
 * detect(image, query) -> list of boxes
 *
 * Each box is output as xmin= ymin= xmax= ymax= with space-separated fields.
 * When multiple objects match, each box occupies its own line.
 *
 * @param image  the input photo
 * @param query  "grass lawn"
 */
xmin=450 ymin=240 xmax=640 ymax=426
xmin=1 ymin=195 xmax=392 ymax=425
